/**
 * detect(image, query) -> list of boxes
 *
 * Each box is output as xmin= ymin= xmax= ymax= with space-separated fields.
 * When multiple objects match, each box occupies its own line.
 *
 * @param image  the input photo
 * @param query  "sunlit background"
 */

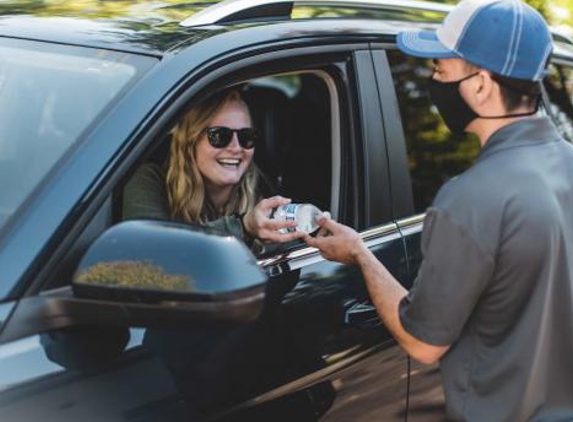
xmin=0 ymin=0 xmax=571 ymax=40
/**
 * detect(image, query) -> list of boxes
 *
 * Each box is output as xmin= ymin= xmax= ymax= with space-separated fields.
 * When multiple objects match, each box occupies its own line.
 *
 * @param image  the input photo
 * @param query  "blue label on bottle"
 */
xmin=285 ymin=204 xmax=297 ymax=232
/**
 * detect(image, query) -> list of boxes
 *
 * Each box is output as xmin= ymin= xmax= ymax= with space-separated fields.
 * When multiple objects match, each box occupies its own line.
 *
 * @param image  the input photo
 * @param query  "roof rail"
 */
xmin=180 ymin=0 xmax=453 ymax=27
xmin=553 ymin=32 xmax=573 ymax=47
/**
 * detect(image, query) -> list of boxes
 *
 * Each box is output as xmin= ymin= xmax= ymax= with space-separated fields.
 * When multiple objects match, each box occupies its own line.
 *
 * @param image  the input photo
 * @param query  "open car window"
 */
xmin=245 ymin=72 xmax=335 ymax=217
xmin=118 ymin=71 xmax=337 ymax=258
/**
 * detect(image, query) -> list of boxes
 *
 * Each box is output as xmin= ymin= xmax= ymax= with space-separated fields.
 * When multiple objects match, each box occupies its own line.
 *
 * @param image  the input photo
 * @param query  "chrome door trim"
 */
xmin=396 ymin=213 xmax=425 ymax=237
xmin=258 ymin=221 xmax=401 ymax=270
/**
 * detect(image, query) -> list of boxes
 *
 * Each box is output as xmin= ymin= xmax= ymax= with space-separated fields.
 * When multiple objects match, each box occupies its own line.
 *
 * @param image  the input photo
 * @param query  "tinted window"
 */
xmin=0 ymin=38 xmax=152 ymax=232
xmin=388 ymin=50 xmax=481 ymax=213
xmin=544 ymin=62 xmax=573 ymax=142
xmin=246 ymin=73 xmax=333 ymax=214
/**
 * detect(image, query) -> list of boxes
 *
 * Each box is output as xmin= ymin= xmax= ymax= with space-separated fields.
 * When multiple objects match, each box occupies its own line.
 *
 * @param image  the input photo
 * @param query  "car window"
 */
xmin=0 ymin=37 xmax=153 ymax=233
xmin=18 ymin=47 xmax=402 ymax=421
xmin=246 ymin=73 xmax=333 ymax=214
xmin=120 ymin=71 xmax=335 ymax=257
xmin=544 ymin=62 xmax=573 ymax=142
xmin=387 ymin=50 xmax=481 ymax=213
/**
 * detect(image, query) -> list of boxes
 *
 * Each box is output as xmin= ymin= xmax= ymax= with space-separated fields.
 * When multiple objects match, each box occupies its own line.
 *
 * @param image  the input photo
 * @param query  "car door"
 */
xmin=370 ymin=45 xmax=482 ymax=420
xmin=192 ymin=43 xmax=412 ymax=421
xmin=0 ymin=37 xmax=190 ymax=422
xmin=0 ymin=35 xmax=411 ymax=422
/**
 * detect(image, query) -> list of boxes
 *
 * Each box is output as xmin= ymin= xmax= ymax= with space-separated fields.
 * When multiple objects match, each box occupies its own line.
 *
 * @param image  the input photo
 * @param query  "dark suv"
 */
xmin=1 ymin=1 xmax=572 ymax=421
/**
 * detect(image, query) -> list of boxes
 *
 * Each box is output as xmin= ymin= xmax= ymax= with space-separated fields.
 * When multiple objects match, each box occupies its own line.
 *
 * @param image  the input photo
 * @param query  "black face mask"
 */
xmin=427 ymin=73 xmax=540 ymax=135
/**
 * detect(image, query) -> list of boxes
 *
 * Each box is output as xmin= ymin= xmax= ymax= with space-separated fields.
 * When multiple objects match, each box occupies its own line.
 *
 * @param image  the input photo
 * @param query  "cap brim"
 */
xmin=397 ymin=31 xmax=459 ymax=59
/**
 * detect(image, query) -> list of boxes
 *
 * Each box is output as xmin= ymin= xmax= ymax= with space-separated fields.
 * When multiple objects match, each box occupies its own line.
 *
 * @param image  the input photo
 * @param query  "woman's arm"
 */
xmin=123 ymin=163 xmax=171 ymax=220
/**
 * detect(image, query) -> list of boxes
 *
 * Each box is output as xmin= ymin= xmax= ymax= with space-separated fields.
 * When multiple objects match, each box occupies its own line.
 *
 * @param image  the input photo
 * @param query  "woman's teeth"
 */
xmin=218 ymin=159 xmax=240 ymax=168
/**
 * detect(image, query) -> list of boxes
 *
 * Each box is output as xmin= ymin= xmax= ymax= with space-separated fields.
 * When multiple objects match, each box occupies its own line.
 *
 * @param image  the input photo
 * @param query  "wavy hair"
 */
xmin=166 ymin=90 xmax=260 ymax=224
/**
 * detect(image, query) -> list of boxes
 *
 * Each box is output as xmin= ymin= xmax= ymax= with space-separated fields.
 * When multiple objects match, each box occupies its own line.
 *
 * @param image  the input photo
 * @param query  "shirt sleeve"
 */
xmin=399 ymin=207 xmax=495 ymax=346
xmin=122 ymin=164 xmax=170 ymax=220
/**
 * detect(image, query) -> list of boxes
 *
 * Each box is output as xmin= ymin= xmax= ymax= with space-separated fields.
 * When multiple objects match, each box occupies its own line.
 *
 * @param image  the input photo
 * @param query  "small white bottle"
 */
xmin=272 ymin=203 xmax=330 ymax=234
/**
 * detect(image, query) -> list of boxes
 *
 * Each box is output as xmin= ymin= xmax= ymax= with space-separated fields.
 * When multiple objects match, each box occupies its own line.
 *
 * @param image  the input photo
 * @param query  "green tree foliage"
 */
xmin=0 ymin=0 xmax=214 ymax=20
xmin=437 ymin=0 xmax=572 ymax=38
xmin=387 ymin=50 xmax=481 ymax=211
xmin=76 ymin=260 xmax=193 ymax=292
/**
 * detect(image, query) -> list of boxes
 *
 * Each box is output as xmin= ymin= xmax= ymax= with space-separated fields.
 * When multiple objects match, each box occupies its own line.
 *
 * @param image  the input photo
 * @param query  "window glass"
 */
xmin=121 ymin=73 xmax=338 ymax=241
xmin=544 ymin=63 xmax=573 ymax=142
xmin=0 ymin=38 xmax=153 ymax=232
xmin=388 ymin=50 xmax=481 ymax=213
xmin=246 ymin=73 xmax=332 ymax=213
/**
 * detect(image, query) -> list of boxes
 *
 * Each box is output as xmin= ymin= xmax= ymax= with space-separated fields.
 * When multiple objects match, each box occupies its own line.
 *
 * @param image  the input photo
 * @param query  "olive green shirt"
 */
xmin=122 ymin=163 xmax=245 ymax=240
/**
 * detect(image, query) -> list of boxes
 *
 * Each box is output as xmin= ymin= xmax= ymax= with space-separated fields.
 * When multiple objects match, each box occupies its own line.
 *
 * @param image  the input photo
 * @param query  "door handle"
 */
xmin=343 ymin=300 xmax=381 ymax=329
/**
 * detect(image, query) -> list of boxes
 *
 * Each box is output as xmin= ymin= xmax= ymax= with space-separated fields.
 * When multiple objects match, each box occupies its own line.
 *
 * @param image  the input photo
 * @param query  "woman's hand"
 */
xmin=242 ymin=196 xmax=306 ymax=243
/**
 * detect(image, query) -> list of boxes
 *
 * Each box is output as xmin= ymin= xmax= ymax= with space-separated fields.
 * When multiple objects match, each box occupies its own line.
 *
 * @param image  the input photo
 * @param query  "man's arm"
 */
xmin=305 ymin=217 xmax=449 ymax=365
xmin=355 ymin=247 xmax=449 ymax=364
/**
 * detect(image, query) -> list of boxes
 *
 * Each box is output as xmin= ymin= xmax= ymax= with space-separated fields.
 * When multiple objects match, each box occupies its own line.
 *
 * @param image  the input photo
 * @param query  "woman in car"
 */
xmin=123 ymin=88 xmax=302 ymax=246
xmin=41 ymin=88 xmax=332 ymax=420
xmin=122 ymin=88 xmax=317 ymax=417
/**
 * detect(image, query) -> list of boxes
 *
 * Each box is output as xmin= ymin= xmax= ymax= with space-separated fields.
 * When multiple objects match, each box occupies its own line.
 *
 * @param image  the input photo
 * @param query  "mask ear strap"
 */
xmin=540 ymin=80 xmax=559 ymax=126
xmin=479 ymin=95 xmax=541 ymax=120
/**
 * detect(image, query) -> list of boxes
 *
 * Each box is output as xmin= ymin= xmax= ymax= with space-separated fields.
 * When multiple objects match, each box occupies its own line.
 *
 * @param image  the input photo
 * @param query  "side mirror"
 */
xmin=72 ymin=220 xmax=267 ymax=326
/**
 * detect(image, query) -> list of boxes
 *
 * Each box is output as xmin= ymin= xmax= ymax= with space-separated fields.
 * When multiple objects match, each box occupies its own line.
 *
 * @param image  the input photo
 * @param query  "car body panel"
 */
xmin=1 ymin=1 xmax=572 ymax=421
xmin=0 ymin=302 xmax=15 ymax=335
xmin=0 ymin=19 xmax=428 ymax=301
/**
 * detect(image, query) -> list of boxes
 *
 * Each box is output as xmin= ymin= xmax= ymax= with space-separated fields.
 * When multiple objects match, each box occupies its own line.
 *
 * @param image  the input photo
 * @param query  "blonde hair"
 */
xmin=166 ymin=90 xmax=260 ymax=224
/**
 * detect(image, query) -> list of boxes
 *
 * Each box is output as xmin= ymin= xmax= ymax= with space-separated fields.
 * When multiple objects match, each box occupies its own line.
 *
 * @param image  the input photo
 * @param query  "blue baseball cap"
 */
xmin=397 ymin=0 xmax=553 ymax=81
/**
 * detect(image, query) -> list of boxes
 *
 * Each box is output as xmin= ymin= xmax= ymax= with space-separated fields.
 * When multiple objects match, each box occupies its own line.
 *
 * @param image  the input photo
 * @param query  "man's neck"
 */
xmin=471 ymin=115 xmax=532 ymax=147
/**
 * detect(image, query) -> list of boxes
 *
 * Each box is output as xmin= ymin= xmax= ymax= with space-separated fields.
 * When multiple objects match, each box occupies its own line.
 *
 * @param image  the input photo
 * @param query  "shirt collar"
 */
xmin=477 ymin=117 xmax=561 ymax=162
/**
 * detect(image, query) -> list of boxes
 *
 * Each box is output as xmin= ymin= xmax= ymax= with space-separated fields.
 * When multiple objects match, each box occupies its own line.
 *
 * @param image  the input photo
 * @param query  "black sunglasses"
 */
xmin=206 ymin=126 xmax=257 ymax=149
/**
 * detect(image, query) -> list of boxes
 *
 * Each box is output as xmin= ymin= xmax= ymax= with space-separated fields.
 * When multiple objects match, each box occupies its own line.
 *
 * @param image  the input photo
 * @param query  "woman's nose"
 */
xmin=226 ymin=133 xmax=242 ymax=151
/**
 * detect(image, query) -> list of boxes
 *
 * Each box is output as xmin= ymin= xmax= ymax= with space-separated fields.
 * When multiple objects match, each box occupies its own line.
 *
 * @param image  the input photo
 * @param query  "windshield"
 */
xmin=0 ymin=38 xmax=153 ymax=230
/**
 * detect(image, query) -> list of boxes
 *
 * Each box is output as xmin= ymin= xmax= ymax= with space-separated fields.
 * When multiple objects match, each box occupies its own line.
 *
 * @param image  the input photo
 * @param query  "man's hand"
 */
xmin=304 ymin=215 xmax=368 ymax=265
xmin=306 ymin=215 xmax=450 ymax=365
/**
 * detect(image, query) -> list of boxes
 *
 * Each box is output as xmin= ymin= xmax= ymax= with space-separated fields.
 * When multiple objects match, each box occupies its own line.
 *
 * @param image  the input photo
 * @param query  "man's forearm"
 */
xmin=355 ymin=247 xmax=448 ymax=364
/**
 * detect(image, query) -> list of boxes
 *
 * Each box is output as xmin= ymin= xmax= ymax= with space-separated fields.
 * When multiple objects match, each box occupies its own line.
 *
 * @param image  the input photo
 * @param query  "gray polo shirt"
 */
xmin=399 ymin=117 xmax=573 ymax=422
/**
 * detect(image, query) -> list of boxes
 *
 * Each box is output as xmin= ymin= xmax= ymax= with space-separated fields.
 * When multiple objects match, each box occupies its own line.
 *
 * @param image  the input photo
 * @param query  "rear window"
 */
xmin=0 ymin=38 xmax=153 ymax=230
xmin=544 ymin=62 xmax=573 ymax=142
xmin=388 ymin=49 xmax=481 ymax=213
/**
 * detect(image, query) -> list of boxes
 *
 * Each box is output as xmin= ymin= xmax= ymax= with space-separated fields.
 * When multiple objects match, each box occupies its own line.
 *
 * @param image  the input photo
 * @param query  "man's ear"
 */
xmin=476 ymin=71 xmax=496 ymax=103
xmin=466 ymin=70 xmax=495 ymax=108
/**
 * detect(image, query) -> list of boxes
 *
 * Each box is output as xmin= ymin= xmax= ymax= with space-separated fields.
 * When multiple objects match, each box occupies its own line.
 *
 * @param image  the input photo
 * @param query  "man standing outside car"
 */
xmin=305 ymin=0 xmax=573 ymax=420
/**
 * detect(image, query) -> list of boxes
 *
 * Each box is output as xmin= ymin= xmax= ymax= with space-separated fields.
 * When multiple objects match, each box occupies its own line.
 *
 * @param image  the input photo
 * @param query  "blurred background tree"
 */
xmin=2 ymin=1 xmax=570 ymax=39
xmin=438 ymin=0 xmax=572 ymax=39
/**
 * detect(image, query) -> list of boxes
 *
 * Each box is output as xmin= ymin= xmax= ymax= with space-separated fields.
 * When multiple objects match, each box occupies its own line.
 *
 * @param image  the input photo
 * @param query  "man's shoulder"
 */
xmin=430 ymin=164 xmax=507 ymax=254
xmin=433 ymin=164 xmax=500 ymax=214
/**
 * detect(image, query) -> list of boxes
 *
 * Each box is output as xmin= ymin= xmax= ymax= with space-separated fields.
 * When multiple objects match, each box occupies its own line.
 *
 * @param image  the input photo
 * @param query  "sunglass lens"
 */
xmin=238 ymin=128 xmax=256 ymax=149
xmin=207 ymin=127 xmax=233 ymax=148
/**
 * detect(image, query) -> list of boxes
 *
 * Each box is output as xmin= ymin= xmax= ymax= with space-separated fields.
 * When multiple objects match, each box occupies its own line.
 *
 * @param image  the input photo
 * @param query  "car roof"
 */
xmin=0 ymin=0 xmax=453 ymax=56
xmin=0 ymin=0 xmax=571 ymax=60
xmin=0 ymin=1 xmax=220 ymax=56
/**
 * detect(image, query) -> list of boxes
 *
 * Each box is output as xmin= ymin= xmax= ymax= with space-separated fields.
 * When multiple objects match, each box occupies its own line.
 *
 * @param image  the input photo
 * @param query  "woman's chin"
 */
xmin=211 ymin=177 xmax=243 ymax=190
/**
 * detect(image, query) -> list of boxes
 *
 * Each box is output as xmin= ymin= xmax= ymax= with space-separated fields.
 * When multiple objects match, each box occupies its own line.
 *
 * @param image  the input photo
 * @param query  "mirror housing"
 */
xmin=72 ymin=220 xmax=267 ymax=326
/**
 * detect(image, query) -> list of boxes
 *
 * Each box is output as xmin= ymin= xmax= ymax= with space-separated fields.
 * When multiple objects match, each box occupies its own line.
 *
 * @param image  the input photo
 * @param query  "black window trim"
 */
xmin=370 ymin=44 xmax=416 ymax=221
xmin=26 ymin=41 xmax=376 ymax=299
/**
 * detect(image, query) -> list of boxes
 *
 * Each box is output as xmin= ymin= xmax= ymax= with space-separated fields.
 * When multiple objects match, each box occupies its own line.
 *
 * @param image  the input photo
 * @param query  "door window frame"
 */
xmin=27 ymin=42 xmax=382 ymax=298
